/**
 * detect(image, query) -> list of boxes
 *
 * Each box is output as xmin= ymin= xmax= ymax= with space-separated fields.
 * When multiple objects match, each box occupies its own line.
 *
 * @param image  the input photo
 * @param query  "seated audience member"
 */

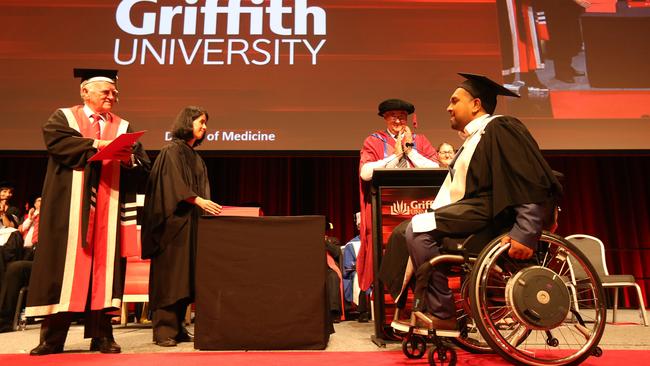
xmin=19 ymin=197 xmax=40 ymax=261
xmin=0 ymin=195 xmax=43 ymax=332
xmin=342 ymin=213 xmax=360 ymax=307
xmin=1 ymin=212 xmax=20 ymax=246
xmin=404 ymin=73 xmax=562 ymax=330
xmin=437 ymin=142 xmax=456 ymax=168
xmin=342 ymin=212 xmax=370 ymax=322
xmin=324 ymin=221 xmax=344 ymax=323
xmin=0 ymin=181 xmax=21 ymax=230
xmin=1 ymin=211 xmax=24 ymax=277
xmin=0 ymin=211 xmax=27 ymax=331
xmin=0 ymin=260 xmax=32 ymax=333
xmin=357 ymin=99 xmax=439 ymax=296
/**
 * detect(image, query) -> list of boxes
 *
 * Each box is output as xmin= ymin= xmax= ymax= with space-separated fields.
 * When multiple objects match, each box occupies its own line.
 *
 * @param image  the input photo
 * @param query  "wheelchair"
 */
xmin=391 ymin=230 xmax=607 ymax=366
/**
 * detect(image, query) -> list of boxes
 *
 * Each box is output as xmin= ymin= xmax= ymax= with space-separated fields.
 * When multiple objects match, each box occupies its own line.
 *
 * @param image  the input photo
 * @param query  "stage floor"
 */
xmin=1 ymin=309 xmax=649 ymax=354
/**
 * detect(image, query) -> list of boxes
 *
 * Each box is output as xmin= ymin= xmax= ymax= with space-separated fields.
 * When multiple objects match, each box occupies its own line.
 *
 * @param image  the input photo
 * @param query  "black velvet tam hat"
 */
xmin=377 ymin=99 xmax=415 ymax=117
xmin=73 ymin=68 xmax=118 ymax=87
xmin=458 ymin=73 xmax=519 ymax=114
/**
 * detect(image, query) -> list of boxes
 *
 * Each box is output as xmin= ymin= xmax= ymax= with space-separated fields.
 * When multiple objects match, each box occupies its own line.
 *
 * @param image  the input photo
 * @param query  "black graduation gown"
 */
xmin=141 ymin=139 xmax=211 ymax=310
xmin=380 ymin=116 xmax=562 ymax=298
xmin=461 ymin=115 xmax=562 ymax=222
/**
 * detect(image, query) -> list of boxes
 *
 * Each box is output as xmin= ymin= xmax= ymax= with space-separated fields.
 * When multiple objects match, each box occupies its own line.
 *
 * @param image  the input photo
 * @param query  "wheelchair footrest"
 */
xmin=391 ymin=320 xmax=461 ymax=338
xmin=391 ymin=320 xmax=428 ymax=336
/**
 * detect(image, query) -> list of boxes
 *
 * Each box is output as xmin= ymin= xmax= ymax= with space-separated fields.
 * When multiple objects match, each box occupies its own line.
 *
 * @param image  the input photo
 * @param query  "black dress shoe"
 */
xmin=90 ymin=337 xmax=121 ymax=353
xmin=357 ymin=312 xmax=370 ymax=323
xmin=30 ymin=342 xmax=64 ymax=356
xmin=175 ymin=328 xmax=194 ymax=343
xmin=155 ymin=337 xmax=177 ymax=347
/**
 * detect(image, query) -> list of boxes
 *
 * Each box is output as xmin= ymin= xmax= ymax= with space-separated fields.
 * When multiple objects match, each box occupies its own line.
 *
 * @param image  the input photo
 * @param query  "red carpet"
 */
xmin=0 ymin=350 xmax=647 ymax=366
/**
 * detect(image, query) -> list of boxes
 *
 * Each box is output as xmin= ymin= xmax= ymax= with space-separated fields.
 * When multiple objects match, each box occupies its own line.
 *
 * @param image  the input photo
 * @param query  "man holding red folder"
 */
xmin=26 ymin=68 xmax=150 ymax=355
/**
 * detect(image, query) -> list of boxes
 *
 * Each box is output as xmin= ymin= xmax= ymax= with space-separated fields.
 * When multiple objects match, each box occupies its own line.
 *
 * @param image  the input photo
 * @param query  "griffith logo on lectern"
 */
xmin=390 ymin=201 xmax=410 ymax=215
xmin=389 ymin=200 xmax=434 ymax=216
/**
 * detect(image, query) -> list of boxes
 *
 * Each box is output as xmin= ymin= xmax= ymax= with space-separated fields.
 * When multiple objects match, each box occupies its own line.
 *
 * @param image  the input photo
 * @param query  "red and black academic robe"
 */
xmin=357 ymin=130 xmax=437 ymax=291
xmin=498 ymin=0 xmax=544 ymax=76
xmin=25 ymin=106 xmax=149 ymax=317
xmin=141 ymin=139 xmax=211 ymax=310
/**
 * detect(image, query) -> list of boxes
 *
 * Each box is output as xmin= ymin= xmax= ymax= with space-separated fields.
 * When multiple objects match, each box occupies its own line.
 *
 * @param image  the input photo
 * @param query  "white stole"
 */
xmin=412 ymin=115 xmax=500 ymax=233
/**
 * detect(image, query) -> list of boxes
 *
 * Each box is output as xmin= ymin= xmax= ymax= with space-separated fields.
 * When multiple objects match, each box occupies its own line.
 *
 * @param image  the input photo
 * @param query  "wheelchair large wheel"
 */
xmin=451 ymin=275 xmax=493 ymax=354
xmin=469 ymin=232 xmax=607 ymax=366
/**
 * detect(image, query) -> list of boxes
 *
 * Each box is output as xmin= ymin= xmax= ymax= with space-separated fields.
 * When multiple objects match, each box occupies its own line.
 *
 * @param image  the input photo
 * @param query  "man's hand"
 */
xmin=114 ymin=144 xmax=133 ymax=164
xmin=195 ymin=197 xmax=222 ymax=216
xmin=501 ymin=235 xmax=533 ymax=260
xmin=403 ymin=126 xmax=413 ymax=154
xmin=574 ymin=0 xmax=591 ymax=8
xmin=96 ymin=139 xmax=111 ymax=150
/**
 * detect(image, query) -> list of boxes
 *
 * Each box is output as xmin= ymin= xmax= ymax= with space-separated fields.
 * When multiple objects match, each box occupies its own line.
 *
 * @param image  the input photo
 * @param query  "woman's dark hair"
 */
xmin=171 ymin=106 xmax=209 ymax=147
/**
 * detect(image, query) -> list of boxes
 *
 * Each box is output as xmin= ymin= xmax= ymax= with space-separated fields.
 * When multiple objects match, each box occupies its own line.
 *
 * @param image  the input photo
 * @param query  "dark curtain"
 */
xmin=202 ymin=154 xmax=360 ymax=243
xmin=548 ymin=154 xmax=650 ymax=308
xmin=1 ymin=151 xmax=649 ymax=307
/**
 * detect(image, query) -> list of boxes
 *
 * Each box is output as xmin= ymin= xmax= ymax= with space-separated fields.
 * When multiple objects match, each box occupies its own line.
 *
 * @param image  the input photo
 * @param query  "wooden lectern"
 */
xmin=370 ymin=168 xmax=448 ymax=346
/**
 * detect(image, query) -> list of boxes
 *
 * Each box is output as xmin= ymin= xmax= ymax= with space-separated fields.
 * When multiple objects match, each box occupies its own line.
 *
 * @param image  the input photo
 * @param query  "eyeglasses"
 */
xmin=384 ymin=114 xmax=408 ymax=121
xmin=439 ymin=151 xmax=455 ymax=155
xmin=93 ymin=89 xmax=119 ymax=98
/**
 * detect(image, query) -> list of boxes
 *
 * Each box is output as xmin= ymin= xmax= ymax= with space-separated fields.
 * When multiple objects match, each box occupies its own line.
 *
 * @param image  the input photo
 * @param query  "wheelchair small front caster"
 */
xmin=402 ymin=335 xmax=426 ymax=359
xmin=592 ymin=346 xmax=603 ymax=357
xmin=546 ymin=337 xmax=559 ymax=347
xmin=428 ymin=345 xmax=457 ymax=366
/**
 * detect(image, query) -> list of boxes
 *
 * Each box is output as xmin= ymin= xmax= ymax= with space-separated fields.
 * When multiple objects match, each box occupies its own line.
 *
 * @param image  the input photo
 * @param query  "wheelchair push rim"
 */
xmin=470 ymin=232 xmax=607 ymax=366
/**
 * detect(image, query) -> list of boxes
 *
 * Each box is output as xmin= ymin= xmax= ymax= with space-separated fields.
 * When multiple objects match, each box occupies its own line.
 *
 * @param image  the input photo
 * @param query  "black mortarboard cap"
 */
xmin=378 ymin=99 xmax=415 ymax=117
xmin=458 ymin=73 xmax=519 ymax=114
xmin=73 ymin=68 xmax=118 ymax=86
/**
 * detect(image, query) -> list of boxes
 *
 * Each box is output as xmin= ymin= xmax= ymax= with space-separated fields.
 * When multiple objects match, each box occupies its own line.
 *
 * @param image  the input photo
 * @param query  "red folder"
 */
xmin=218 ymin=206 xmax=261 ymax=217
xmin=89 ymin=130 xmax=145 ymax=161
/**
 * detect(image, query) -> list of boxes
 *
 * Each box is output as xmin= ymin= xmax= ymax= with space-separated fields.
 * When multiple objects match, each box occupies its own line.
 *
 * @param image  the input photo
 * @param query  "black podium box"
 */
xmin=194 ymin=215 xmax=329 ymax=350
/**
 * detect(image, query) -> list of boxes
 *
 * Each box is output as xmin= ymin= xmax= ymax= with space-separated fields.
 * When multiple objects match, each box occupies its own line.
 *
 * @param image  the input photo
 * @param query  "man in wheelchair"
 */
xmin=403 ymin=73 xmax=563 ymax=331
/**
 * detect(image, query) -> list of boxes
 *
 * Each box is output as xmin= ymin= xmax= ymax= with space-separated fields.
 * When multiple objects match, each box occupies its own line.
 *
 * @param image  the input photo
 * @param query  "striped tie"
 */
xmin=90 ymin=114 xmax=102 ymax=139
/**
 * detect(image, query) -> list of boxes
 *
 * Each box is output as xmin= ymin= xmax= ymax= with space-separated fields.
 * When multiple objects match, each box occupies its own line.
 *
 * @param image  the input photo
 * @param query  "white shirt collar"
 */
xmin=386 ymin=129 xmax=406 ymax=140
xmin=463 ymin=114 xmax=491 ymax=137
xmin=83 ymin=105 xmax=105 ymax=121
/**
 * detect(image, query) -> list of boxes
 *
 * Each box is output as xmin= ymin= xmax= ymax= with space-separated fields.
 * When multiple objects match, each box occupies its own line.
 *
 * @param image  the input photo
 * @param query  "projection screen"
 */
xmin=1 ymin=0 xmax=648 ymax=151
